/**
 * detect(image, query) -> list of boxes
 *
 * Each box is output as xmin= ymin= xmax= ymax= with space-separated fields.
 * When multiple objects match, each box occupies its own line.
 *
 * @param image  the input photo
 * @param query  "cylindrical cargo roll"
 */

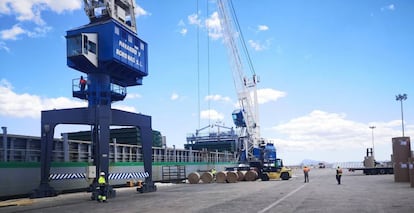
xmin=245 ymin=170 xmax=258 ymax=181
xmin=226 ymin=171 xmax=239 ymax=183
xmin=188 ymin=172 xmax=200 ymax=184
xmin=200 ymin=172 xmax=214 ymax=183
xmin=216 ymin=171 xmax=227 ymax=183
xmin=237 ymin=171 xmax=247 ymax=181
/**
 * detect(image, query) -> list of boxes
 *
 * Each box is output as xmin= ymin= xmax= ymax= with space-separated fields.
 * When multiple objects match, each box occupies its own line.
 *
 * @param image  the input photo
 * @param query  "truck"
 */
xmin=216 ymin=0 xmax=291 ymax=181
xmin=348 ymin=148 xmax=393 ymax=175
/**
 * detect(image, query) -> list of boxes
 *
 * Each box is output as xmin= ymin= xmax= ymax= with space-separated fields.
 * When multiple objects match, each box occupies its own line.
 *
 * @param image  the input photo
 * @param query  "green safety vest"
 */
xmin=98 ymin=176 xmax=106 ymax=185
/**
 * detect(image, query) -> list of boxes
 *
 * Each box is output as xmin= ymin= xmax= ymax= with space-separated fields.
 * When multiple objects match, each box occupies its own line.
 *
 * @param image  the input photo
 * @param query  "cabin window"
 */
xmin=66 ymin=35 xmax=82 ymax=56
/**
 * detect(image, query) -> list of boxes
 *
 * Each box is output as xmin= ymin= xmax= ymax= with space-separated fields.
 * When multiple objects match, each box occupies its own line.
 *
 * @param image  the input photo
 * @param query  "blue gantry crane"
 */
xmin=32 ymin=0 xmax=156 ymax=198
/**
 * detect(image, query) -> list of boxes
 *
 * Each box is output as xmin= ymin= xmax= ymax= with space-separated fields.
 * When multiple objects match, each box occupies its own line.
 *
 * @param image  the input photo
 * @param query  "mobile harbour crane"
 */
xmin=32 ymin=0 xmax=156 ymax=198
xmin=216 ymin=0 xmax=292 ymax=181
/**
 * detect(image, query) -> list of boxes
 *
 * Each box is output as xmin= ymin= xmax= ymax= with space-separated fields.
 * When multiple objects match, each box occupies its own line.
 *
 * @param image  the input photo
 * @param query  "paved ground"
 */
xmin=2 ymin=168 xmax=414 ymax=213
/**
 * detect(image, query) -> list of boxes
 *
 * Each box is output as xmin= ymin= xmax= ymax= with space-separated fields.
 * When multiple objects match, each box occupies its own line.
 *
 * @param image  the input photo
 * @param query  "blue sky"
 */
xmin=1 ymin=0 xmax=414 ymax=165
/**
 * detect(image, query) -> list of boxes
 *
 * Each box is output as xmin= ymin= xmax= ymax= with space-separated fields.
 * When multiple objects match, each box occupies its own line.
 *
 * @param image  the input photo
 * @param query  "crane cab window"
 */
xmin=66 ymin=33 xmax=98 ymax=67
xmin=67 ymin=36 xmax=82 ymax=56
xmin=82 ymin=35 xmax=97 ymax=55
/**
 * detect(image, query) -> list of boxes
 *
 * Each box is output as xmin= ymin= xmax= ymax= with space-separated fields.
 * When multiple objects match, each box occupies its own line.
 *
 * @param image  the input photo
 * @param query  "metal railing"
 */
xmin=0 ymin=133 xmax=237 ymax=164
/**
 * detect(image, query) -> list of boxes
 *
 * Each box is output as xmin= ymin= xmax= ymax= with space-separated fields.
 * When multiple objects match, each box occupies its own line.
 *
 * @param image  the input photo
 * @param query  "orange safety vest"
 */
xmin=337 ymin=168 xmax=343 ymax=175
xmin=303 ymin=167 xmax=310 ymax=173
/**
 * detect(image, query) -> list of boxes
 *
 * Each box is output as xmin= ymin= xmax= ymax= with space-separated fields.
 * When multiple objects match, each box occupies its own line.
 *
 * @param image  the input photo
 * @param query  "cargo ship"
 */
xmin=0 ymin=126 xmax=238 ymax=199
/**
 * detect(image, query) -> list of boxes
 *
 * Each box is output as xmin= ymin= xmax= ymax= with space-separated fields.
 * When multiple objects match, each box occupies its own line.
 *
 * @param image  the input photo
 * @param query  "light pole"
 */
xmin=369 ymin=126 xmax=376 ymax=158
xmin=395 ymin=93 xmax=407 ymax=137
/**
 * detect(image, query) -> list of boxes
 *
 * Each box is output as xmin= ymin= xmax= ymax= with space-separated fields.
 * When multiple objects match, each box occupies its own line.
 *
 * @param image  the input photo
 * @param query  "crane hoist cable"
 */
xmin=228 ymin=0 xmax=256 ymax=77
xmin=197 ymin=0 xmax=201 ymax=129
xmin=207 ymin=0 xmax=211 ymax=127
xmin=196 ymin=0 xmax=213 ymax=128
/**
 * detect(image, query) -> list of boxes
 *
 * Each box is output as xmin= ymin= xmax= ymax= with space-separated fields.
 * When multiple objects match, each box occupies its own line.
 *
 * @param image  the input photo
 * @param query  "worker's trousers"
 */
xmin=304 ymin=173 xmax=309 ymax=183
xmin=98 ymin=185 xmax=107 ymax=202
xmin=336 ymin=175 xmax=341 ymax=184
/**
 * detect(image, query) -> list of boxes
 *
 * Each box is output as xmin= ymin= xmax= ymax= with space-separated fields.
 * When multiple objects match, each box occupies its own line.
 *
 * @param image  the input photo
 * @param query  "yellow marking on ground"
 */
xmin=0 ymin=199 xmax=34 ymax=207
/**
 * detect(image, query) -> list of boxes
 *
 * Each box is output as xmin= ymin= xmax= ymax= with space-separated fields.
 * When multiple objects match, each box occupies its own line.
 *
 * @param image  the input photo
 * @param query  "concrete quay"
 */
xmin=1 ymin=168 xmax=414 ymax=213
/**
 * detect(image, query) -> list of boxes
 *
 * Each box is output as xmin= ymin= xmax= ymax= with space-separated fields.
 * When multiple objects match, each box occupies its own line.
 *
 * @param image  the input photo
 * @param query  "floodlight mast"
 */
xmin=369 ymin=126 xmax=376 ymax=158
xmin=395 ymin=94 xmax=407 ymax=137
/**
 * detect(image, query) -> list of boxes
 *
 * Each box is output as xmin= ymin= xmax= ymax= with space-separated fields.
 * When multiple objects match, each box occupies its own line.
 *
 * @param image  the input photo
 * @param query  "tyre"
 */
xmin=379 ymin=169 xmax=385 ymax=175
xmin=281 ymin=172 xmax=290 ymax=180
xmin=261 ymin=173 xmax=269 ymax=181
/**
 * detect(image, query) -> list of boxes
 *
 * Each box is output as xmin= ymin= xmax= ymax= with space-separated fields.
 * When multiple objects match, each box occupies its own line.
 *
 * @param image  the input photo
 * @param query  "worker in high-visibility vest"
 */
xmin=303 ymin=166 xmax=310 ymax=183
xmin=211 ymin=168 xmax=217 ymax=178
xmin=97 ymin=171 xmax=107 ymax=202
xmin=336 ymin=166 xmax=343 ymax=185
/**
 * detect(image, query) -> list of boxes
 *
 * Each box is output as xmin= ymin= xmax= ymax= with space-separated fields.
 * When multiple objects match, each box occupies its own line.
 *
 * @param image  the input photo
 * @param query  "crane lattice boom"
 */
xmin=216 ymin=0 xmax=264 ymax=162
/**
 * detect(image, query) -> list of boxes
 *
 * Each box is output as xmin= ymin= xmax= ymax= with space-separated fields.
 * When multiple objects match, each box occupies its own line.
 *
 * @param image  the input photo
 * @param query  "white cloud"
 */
xmin=185 ymin=11 xmax=222 ymax=40
xmin=171 ymin=92 xmax=179 ymax=101
xmin=125 ymin=93 xmax=142 ymax=99
xmin=200 ymin=109 xmax=224 ymax=121
xmin=258 ymin=25 xmax=269 ymax=31
xmin=0 ymin=79 xmax=86 ymax=118
xmin=178 ymin=19 xmax=185 ymax=27
xmin=46 ymin=0 xmax=82 ymax=13
xmin=0 ymin=41 xmax=10 ymax=52
xmin=0 ymin=0 xmax=82 ymax=25
xmin=0 ymin=1 xmax=11 ymax=14
xmin=271 ymin=110 xmax=402 ymax=153
xmin=0 ymin=24 xmax=25 ymax=40
xmin=180 ymin=28 xmax=188 ymax=36
xmin=0 ymin=24 xmax=52 ymax=40
xmin=205 ymin=94 xmax=231 ymax=102
xmin=205 ymin=11 xmax=222 ymax=40
xmin=27 ymin=25 xmax=52 ymax=38
xmin=0 ymin=0 xmax=82 ymax=41
xmin=188 ymin=13 xmax=202 ymax=26
xmin=248 ymin=39 xmax=271 ymax=51
xmin=177 ymin=19 xmax=188 ymax=36
xmin=381 ymin=4 xmax=395 ymax=11
xmin=112 ymin=104 xmax=137 ymax=113
xmin=257 ymin=88 xmax=286 ymax=104
xmin=134 ymin=3 xmax=150 ymax=17
xmin=0 ymin=79 xmax=138 ymax=118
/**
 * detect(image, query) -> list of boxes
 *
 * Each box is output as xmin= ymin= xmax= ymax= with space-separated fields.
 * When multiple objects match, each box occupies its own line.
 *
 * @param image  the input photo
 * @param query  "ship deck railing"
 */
xmin=1 ymin=133 xmax=237 ymax=164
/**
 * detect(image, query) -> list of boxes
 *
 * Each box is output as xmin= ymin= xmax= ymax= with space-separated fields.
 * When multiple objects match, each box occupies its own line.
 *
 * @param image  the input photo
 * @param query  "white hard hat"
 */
xmin=100 ymin=171 xmax=105 ymax=176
